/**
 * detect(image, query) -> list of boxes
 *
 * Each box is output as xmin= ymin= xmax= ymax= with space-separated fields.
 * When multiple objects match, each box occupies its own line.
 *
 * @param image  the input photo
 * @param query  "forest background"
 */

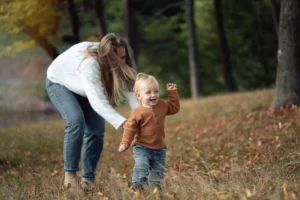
xmin=0 ymin=0 xmax=281 ymax=115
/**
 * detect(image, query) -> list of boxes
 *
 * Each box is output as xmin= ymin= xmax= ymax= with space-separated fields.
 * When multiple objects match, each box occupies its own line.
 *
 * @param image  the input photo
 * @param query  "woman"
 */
xmin=45 ymin=33 xmax=139 ymax=193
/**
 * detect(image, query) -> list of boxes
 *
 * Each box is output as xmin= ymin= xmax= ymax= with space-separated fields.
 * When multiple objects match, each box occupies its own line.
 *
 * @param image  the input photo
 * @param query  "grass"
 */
xmin=0 ymin=89 xmax=300 ymax=199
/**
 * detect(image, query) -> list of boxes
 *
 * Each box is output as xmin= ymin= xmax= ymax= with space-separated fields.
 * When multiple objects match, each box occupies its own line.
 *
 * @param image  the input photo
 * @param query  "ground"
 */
xmin=0 ymin=89 xmax=299 ymax=199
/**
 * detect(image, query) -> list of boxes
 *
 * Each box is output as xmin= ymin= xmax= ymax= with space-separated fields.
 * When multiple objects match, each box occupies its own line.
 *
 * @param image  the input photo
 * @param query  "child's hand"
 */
xmin=118 ymin=143 xmax=129 ymax=152
xmin=167 ymin=83 xmax=177 ymax=90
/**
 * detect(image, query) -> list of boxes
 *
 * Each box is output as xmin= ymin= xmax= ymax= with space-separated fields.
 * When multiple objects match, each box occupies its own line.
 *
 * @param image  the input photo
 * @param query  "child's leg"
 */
xmin=148 ymin=147 xmax=166 ymax=190
xmin=132 ymin=145 xmax=151 ymax=191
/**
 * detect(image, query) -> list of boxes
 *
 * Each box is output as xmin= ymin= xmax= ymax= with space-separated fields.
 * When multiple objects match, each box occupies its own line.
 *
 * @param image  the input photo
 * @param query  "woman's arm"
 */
xmin=123 ymin=92 xmax=140 ymax=110
xmin=78 ymin=59 xmax=126 ymax=130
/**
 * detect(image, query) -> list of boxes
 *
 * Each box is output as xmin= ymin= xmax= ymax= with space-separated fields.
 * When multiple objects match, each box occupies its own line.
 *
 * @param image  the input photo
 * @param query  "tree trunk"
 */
xmin=123 ymin=0 xmax=138 ymax=70
xmin=270 ymin=0 xmax=280 ymax=35
xmin=23 ymin=27 xmax=59 ymax=60
xmin=213 ymin=0 xmax=237 ymax=92
xmin=35 ymin=36 xmax=59 ymax=60
xmin=93 ymin=0 xmax=107 ymax=38
xmin=186 ymin=0 xmax=200 ymax=98
xmin=272 ymin=0 xmax=300 ymax=108
xmin=251 ymin=2 xmax=272 ymax=87
xmin=67 ymin=0 xmax=80 ymax=43
xmin=257 ymin=32 xmax=272 ymax=87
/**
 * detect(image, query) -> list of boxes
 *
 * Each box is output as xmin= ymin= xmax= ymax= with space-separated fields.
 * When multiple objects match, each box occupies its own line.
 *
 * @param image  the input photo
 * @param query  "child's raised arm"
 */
xmin=166 ymin=83 xmax=180 ymax=115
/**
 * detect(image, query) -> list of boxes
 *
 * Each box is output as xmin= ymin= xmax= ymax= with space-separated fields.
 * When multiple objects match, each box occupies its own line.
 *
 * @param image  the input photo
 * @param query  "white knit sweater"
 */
xmin=47 ymin=42 xmax=139 ymax=130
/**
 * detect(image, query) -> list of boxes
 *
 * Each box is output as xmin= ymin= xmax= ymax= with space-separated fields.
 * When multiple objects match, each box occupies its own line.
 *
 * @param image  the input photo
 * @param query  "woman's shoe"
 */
xmin=64 ymin=172 xmax=82 ymax=194
xmin=80 ymin=177 xmax=95 ymax=193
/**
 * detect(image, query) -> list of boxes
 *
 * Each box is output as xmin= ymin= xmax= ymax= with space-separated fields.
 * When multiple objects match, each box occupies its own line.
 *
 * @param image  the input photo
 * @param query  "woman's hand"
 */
xmin=167 ymin=83 xmax=177 ymax=90
xmin=118 ymin=143 xmax=129 ymax=152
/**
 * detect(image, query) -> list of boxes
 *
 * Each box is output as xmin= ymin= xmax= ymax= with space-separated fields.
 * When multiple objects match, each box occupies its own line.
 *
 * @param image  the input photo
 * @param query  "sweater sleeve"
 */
xmin=123 ymin=92 xmax=140 ymax=109
xmin=166 ymin=89 xmax=180 ymax=115
xmin=121 ymin=110 xmax=140 ymax=145
xmin=78 ymin=59 xmax=126 ymax=130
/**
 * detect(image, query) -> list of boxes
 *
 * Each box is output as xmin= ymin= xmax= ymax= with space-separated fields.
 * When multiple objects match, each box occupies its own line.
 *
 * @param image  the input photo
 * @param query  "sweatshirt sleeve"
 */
xmin=120 ymin=110 xmax=140 ymax=145
xmin=78 ymin=59 xmax=126 ymax=130
xmin=166 ymin=89 xmax=180 ymax=115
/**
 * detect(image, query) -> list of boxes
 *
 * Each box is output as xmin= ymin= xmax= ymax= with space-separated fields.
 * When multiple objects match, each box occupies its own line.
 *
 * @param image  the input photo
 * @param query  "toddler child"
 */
xmin=118 ymin=73 xmax=180 ymax=191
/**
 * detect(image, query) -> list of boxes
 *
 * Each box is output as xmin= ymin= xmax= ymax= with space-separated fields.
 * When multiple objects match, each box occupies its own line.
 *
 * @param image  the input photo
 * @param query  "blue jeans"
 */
xmin=45 ymin=78 xmax=105 ymax=180
xmin=132 ymin=145 xmax=166 ymax=190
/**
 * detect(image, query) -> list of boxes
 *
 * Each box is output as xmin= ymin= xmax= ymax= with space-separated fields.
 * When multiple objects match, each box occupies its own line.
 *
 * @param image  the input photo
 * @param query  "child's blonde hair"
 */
xmin=133 ymin=73 xmax=159 ymax=93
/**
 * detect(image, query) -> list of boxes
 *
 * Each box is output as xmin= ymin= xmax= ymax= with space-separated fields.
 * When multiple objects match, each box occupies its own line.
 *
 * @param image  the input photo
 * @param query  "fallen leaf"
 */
xmin=50 ymin=170 xmax=58 ymax=177
xmin=278 ymin=122 xmax=282 ymax=129
xmin=97 ymin=192 xmax=104 ymax=196
xmin=245 ymin=188 xmax=252 ymax=197
xmin=291 ymin=191 xmax=297 ymax=199
xmin=282 ymin=182 xmax=288 ymax=198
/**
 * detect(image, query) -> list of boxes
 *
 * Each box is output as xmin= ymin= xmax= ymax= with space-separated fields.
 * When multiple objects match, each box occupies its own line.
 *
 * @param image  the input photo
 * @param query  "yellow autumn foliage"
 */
xmin=0 ymin=40 xmax=36 ymax=56
xmin=0 ymin=0 xmax=60 ymax=55
xmin=0 ymin=0 xmax=59 ymax=34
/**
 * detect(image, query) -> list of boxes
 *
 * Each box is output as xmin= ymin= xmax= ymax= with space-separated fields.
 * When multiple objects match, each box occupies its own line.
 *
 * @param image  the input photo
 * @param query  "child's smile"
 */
xmin=149 ymin=97 xmax=158 ymax=106
xmin=136 ymin=81 xmax=159 ymax=108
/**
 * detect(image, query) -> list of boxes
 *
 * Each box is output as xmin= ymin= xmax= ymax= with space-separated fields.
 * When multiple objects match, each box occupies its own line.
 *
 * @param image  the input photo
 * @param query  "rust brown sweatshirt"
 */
xmin=120 ymin=89 xmax=180 ymax=149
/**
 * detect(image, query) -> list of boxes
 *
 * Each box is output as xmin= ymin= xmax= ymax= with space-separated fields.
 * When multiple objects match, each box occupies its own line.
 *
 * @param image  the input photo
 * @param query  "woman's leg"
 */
xmin=132 ymin=145 xmax=151 ymax=191
xmin=76 ymin=96 xmax=105 ymax=181
xmin=46 ymin=79 xmax=85 ymax=173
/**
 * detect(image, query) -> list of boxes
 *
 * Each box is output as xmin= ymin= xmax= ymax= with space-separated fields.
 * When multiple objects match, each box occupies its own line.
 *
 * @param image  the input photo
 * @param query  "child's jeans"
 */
xmin=132 ymin=145 xmax=166 ymax=190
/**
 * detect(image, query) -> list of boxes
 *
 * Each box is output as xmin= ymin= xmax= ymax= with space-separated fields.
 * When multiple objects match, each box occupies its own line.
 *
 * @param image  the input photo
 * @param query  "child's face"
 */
xmin=136 ymin=81 xmax=159 ymax=108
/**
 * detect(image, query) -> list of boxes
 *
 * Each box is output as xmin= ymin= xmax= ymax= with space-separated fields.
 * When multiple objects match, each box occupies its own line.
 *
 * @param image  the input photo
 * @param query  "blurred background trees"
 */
xmin=1 ymin=0 xmax=295 ymax=109
xmin=0 ymin=0 xmax=60 ymax=59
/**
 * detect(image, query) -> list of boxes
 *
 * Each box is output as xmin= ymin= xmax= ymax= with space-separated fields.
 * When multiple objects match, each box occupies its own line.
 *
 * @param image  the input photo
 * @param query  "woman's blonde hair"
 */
xmin=133 ymin=73 xmax=159 ymax=93
xmin=86 ymin=33 xmax=136 ymax=105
